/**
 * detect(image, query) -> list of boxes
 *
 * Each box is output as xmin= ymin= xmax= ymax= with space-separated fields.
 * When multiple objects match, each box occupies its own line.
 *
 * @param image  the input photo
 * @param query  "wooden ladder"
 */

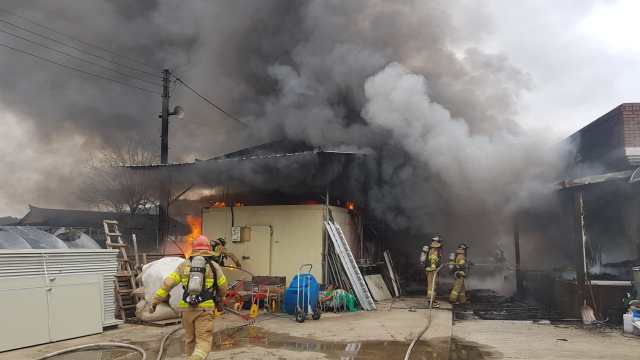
xmin=104 ymin=220 xmax=138 ymax=320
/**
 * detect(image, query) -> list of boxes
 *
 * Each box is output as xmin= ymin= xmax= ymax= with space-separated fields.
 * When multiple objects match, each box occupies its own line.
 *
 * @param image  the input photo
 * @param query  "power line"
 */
xmin=0 ymin=41 xmax=162 ymax=94
xmin=0 ymin=5 xmax=162 ymax=71
xmin=174 ymin=77 xmax=249 ymax=128
xmin=0 ymin=28 xmax=162 ymax=87
xmin=0 ymin=18 xmax=161 ymax=78
xmin=170 ymin=115 xmax=245 ymax=134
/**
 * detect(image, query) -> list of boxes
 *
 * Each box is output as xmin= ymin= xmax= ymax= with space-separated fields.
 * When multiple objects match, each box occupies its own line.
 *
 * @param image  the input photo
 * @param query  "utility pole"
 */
xmin=157 ymin=69 xmax=172 ymax=248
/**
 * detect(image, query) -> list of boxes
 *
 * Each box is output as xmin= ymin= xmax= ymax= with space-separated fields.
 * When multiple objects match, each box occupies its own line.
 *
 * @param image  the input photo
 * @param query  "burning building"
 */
xmin=517 ymin=103 xmax=640 ymax=318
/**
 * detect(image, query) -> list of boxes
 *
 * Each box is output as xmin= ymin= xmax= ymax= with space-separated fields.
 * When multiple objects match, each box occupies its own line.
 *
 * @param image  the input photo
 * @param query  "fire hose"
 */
xmin=34 ymin=343 xmax=147 ymax=360
xmin=403 ymin=264 xmax=445 ymax=360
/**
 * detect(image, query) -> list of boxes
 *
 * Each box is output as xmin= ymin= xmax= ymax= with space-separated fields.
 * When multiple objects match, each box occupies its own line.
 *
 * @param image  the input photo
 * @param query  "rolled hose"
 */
xmin=404 ymin=264 xmax=444 ymax=360
xmin=34 ymin=343 xmax=147 ymax=360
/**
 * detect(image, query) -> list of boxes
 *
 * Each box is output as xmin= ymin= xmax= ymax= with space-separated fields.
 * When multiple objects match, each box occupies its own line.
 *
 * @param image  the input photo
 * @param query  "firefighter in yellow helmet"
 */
xmin=148 ymin=235 xmax=228 ymax=359
xmin=449 ymin=243 xmax=472 ymax=305
xmin=212 ymin=238 xmax=242 ymax=268
xmin=424 ymin=236 xmax=443 ymax=308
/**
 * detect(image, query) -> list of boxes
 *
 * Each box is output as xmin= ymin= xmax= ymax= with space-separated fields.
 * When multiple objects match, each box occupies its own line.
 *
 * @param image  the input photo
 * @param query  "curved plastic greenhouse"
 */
xmin=0 ymin=226 xmax=101 ymax=250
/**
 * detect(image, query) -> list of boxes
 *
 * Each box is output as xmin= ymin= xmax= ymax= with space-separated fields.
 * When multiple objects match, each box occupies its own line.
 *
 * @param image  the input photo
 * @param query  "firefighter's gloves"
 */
xmin=148 ymin=300 xmax=158 ymax=314
xmin=235 ymin=263 xmax=242 ymax=269
xmin=467 ymin=261 xmax=475 ymax=270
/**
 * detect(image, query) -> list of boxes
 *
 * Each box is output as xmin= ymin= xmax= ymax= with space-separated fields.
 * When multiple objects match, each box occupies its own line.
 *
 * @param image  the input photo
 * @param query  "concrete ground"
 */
xmin=3 ymin=296 xmax=640 ymax=359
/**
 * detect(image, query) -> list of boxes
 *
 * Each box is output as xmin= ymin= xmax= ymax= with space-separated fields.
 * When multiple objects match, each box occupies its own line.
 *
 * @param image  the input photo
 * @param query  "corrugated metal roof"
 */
xmin=124 ymin=148 xmax=373 ymax=169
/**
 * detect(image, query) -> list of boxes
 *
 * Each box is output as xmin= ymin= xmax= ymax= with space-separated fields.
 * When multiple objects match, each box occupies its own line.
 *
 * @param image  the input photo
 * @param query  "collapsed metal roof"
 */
xmin=123 ymin=138 xmax=375 ymax=169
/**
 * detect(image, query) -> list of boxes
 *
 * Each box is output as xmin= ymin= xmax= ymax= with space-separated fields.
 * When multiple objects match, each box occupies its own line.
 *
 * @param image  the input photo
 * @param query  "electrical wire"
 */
xmin=174 ymin=77 xmax=249 ymax=128
xmin=170 ymin=115 xmax=245 ymax=134
xmin=0 ymin=5 xmax=162 ymax=71
xmin=0 ymin=41 xmax=162 ymax=94
xmin=0 ymin=18 xmax=161 ymax=78
xmin=0 ymin=28 xmax=161 ymax=86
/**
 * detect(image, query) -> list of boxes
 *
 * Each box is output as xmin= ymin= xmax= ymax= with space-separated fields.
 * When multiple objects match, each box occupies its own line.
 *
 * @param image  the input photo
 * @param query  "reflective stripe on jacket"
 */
xmin=151 ymin=250 xmax=228 ymax=310
xmin=454 ymin=253 xmax=467 ymax=277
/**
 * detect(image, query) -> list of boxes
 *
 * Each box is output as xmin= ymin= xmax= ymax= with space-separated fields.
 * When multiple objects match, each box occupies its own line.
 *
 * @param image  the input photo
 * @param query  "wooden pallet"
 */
xmin=124 ymin=317 xmax=181 ymax=327
xmin=104 ymin=220 xmax=139 ymax=320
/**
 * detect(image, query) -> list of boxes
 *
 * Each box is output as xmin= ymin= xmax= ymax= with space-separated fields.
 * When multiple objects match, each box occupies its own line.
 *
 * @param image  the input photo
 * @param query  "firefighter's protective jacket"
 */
xmin=213 ymin=244 xmax=241 ymax=267
xmin=151 ymin=250 xmax=228 ymax=310
xmin=454 ymin=251 xmax=467 ymax=277
xmin=426 ymin=243 xmax=442 ymax=272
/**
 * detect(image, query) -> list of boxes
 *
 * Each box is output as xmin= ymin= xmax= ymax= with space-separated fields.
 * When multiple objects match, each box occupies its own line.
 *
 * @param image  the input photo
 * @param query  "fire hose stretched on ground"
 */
xmin=403 ymin=264 xmax=445 ymax=360
xmin=404 ymin=261 xmax=502 ymax=359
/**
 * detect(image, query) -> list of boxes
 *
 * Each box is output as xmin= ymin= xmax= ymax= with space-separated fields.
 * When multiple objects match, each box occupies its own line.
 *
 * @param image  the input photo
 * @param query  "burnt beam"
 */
xmin=574 ymin=192 xmax=587 ymax=306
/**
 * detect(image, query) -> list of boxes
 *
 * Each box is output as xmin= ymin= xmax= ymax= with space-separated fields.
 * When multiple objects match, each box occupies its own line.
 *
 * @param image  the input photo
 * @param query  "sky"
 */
xmin=0 ymin=0 xmax=637 ymax=219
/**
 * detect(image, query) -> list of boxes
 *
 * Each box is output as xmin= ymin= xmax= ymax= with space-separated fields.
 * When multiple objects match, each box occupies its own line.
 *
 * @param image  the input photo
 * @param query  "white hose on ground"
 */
xmin=404 ymin=264 xmax=444 ymax=360
xmin=34 ymin=343 xmax=147 ymax=360
xmin=156 ymin=325 xmax=183 ymax=360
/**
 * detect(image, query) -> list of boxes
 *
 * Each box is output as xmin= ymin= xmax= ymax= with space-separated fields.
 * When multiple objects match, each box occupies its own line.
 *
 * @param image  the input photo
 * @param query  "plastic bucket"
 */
xmin=624 ymin=313 xmax=634 ymax=334
xmin=607 ymin=307 xmax=625 ymax=325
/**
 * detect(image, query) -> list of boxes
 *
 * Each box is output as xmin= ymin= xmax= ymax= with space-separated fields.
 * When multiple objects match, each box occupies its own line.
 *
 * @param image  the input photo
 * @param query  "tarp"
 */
xmin=53 ymin=227 xmax=101 ymax=249
xmin=0 ymin=228 xmax=31 ymax=249
xmin=0 ymin=226 xmax=66 ymax=249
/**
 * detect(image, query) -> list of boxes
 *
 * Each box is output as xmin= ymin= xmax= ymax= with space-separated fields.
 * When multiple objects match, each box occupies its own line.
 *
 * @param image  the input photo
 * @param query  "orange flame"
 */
xmin=211 ymin=201 xmax=226 ymax=207
xmin=346 ymin=201 xmax=354 ymax=210
xmin=234 ymin=202 xmax=244 ymax=206
xmin=186 ymin=215 xmax=202 ymax=244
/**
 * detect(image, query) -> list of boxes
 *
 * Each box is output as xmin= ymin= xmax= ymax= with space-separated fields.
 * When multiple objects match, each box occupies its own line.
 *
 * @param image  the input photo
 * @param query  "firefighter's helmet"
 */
xmin=432 ymin=236 xmax=443 ymax=244
xmin=192 ymin=235 xmax=212 ymax=250
xmin=458 ymin=243 xmax=469 ymax=251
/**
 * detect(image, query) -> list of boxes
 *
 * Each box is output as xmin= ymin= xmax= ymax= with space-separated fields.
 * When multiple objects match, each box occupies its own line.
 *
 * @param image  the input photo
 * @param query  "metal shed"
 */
xmin=201 ymin=205 xmax=359 ymax=285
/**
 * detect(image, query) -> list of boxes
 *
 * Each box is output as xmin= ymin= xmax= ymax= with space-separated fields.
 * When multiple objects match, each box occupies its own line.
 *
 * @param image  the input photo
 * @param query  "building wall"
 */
xmin=201 ymin=205 xmax=356 ymax=285
xmin=562 ymin=103 xmax=640 ymax=172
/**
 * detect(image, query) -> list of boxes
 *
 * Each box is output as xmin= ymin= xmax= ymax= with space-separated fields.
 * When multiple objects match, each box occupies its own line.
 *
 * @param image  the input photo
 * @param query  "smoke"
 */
xmin=0 ymin=0 xmax=577 ymax=253
xmin=361 ymin=63 xmax=569 ymax=234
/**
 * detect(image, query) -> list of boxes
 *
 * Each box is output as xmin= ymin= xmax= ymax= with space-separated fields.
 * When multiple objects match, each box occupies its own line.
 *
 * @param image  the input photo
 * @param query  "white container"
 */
xmin=634 ymin=321 xmax=640 ymax=336
xmin=624 ymin=313 xmax=634 ymax=333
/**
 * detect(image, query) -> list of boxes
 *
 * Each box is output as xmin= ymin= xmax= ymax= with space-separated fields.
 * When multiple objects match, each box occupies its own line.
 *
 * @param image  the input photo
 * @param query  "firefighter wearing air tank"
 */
xmin=148 ymin=235 xmax=228 ymax=360
xmin=422 ymin=236 xmax=443 ymax=308
xmin=449 ymin=243 xmax=472 ymax=305
xmin=212 ymin=237 xmax=242 ymax=268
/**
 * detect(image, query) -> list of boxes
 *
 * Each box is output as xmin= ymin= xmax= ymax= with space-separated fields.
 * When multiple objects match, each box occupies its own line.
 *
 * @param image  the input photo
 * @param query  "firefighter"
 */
xmin=212 ymin=238 xmax=242 ymax=268
xmin=493 ymin=242 xmax=506 ymax=264
xmin=449 ymin=243 xmax=472 ymax=305
xmin=493 ymin=242 xmax=506 ymax=278
xmin=425 ymin=236 xmax=443 ymax=308
xmin=148 ymin=235 xmax=228 ymax=359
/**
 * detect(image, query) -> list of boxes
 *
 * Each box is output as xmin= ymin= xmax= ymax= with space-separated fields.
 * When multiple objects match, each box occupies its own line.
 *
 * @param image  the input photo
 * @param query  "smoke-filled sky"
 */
xmin=0 ymin=0 xmax=636 ymax=233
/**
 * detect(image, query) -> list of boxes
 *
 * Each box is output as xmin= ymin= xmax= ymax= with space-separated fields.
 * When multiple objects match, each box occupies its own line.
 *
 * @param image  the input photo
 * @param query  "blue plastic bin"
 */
xmin=284 ymin=274 xmax=319 ymax=315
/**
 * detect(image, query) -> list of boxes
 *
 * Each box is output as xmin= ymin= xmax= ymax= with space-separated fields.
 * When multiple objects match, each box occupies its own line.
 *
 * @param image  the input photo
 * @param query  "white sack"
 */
xmin=136 ymin=299 xmax=179 ymax=322
xmin=132 ymin=286 xmax=146 ymax=298
xmin=141 ymin=257 xmax=184 ymax=313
